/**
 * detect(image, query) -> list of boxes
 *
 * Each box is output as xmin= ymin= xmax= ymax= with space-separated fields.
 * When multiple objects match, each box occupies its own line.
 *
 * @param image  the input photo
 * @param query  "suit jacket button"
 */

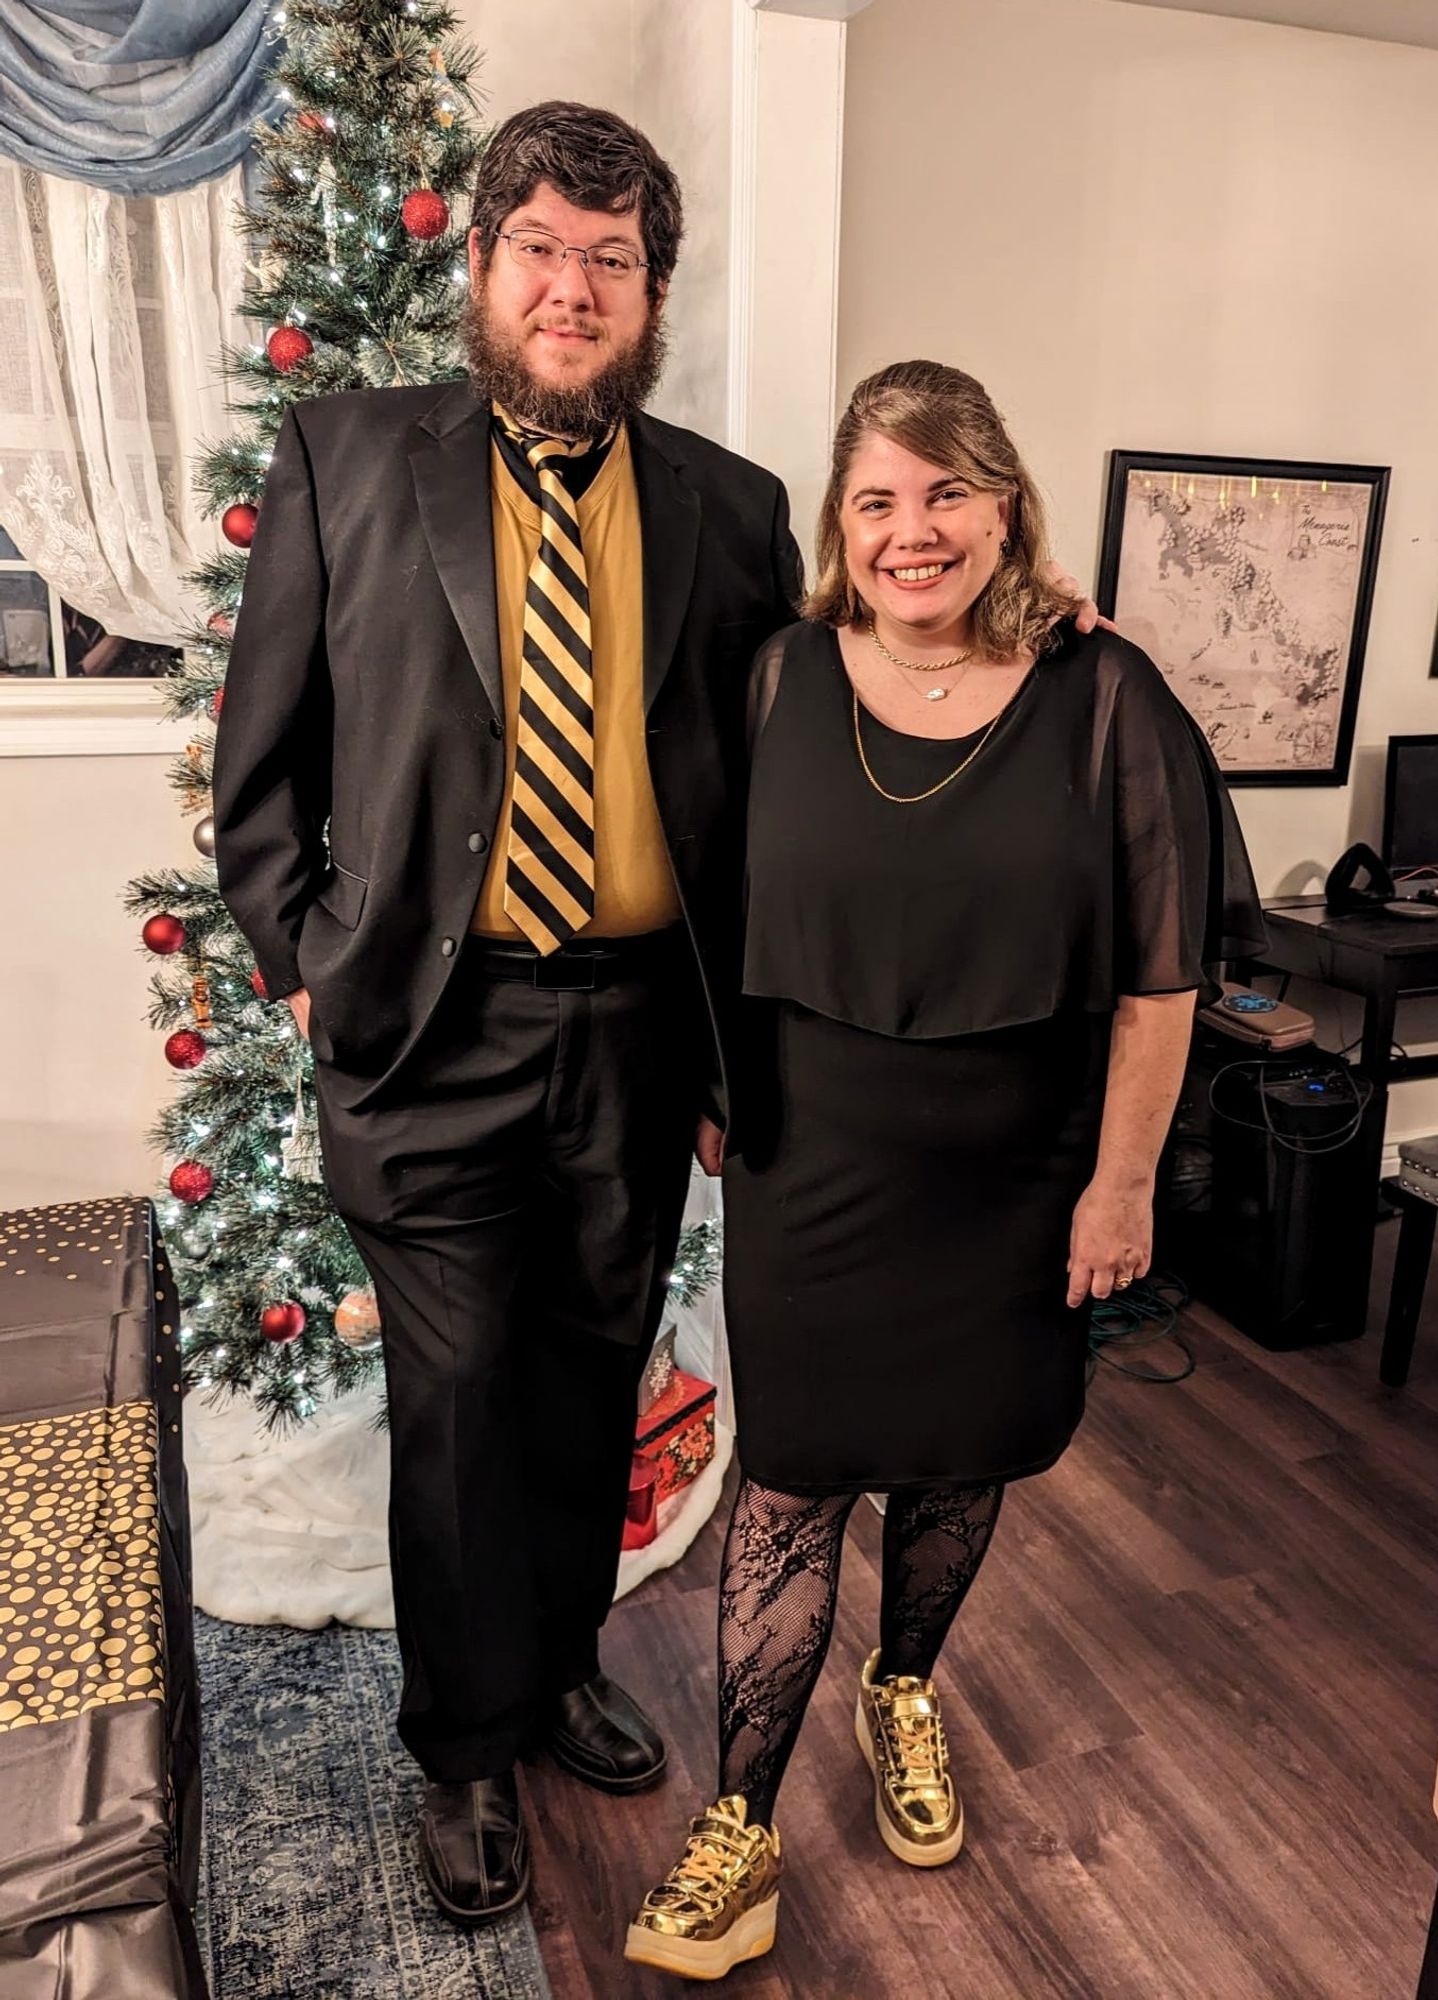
xmin=468 ymin=831 xmax=488 ymax=853
xmin=489 ymin=718 xmax=504 ymax=740
xmin=440 ymin=936 xmax=457 ymax=957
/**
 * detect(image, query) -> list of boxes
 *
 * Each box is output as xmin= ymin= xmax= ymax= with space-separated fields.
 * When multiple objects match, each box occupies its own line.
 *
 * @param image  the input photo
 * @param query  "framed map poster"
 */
xmin=1096 ymin=451 xmax=1389 ymax=786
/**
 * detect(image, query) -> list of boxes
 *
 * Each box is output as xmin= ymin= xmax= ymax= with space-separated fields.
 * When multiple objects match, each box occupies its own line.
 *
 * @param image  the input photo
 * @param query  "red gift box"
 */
xmin=634 ymin=1366 xmax=716 ymax=1501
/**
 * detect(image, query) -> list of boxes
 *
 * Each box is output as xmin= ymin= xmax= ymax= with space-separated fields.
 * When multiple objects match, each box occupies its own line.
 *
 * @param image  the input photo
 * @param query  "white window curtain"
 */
xmin=0 ymin=158 xmax=250 ymax=642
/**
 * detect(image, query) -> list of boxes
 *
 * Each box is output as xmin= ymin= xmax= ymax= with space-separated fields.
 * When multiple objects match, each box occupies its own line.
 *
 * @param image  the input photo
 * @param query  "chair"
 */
xmin=1378 ymin=1137 xmax=1438 ymax=1387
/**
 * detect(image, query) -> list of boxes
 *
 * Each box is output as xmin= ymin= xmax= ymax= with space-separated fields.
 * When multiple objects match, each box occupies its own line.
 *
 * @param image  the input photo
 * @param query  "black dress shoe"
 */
xmin=418 ymin=1769 xmax=530 ymax=1925
xmin=547 ymin=1673 xmax=667 ymax=1793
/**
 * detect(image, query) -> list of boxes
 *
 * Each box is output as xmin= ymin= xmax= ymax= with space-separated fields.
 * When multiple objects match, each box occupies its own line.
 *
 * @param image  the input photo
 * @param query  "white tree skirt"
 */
xmin=185 ymin=1384 xmax=732 ymax=1627
xmin=185 ymin=1170 xmax=733 ymax=1628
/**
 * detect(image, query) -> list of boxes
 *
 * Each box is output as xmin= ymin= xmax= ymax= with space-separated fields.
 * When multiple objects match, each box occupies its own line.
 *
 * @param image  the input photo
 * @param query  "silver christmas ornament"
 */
xmin=281 ymin=1072 xmax=325 ymax=1184
xmin=192 ymin=813 xmax=217 ymax=858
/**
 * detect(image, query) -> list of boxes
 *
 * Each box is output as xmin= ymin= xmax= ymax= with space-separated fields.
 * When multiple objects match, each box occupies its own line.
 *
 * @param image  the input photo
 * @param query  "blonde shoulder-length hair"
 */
xmin=805 ymin=359 xmax=1081 ymax=659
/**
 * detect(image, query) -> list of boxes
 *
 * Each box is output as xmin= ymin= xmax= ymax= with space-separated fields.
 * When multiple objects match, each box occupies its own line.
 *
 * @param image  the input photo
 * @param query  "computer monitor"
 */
xmin=1382 ymin=734 xmax=1438 ymax=875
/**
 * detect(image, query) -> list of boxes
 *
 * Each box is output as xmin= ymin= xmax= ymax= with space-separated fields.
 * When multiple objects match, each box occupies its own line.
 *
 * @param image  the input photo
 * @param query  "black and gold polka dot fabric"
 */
xmin=0 ymin=1401 xmax=164 ymax=1732
xmin=0 ymin=1196 xmax=144 ymax=1294
xmin=0 ymin=1195 xmax=201 ymax=1985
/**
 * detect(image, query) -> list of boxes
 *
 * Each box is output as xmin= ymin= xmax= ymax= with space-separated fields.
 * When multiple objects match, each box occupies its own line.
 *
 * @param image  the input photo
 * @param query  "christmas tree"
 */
xmin=125 ymin=2 xmax=720 ymax=1427
xmin=125 ymin=0 xmax=479 ymax=1427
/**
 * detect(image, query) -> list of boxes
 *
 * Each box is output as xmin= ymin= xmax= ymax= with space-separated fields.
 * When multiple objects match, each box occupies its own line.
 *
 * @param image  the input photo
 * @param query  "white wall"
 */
xmin=840 ymin=0 xmax=1438 ymax=1143
xmin=632 ymin=0 xmax=733 ymax=439
xmin=0 ymin=757 xmax=196 ymax=1207
xmin=460 ymin=0 xmax=635 ymax=122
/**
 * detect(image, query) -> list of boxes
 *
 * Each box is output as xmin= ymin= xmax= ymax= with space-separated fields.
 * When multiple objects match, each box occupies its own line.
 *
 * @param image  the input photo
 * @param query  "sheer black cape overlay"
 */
xmin=741 ymin=619 xmax=1267 ymax=1041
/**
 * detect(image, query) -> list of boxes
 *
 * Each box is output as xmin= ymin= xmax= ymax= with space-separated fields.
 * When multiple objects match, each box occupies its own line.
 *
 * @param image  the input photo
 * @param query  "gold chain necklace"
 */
xmin=869 ymin=622 xmax=973 ymax=672
xmin=851 ymin=689 xmax=999 ymax=805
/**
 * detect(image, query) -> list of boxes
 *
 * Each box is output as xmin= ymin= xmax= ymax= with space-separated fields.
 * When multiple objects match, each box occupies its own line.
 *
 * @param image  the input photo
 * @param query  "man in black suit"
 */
xmin=213 ymin=102 xmax=799 ymax=1925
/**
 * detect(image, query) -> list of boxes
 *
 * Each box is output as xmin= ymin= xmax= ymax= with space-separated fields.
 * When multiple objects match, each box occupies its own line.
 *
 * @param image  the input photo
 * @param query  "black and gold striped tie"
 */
xmin=495 ymin=410 xmax=612 ymax=955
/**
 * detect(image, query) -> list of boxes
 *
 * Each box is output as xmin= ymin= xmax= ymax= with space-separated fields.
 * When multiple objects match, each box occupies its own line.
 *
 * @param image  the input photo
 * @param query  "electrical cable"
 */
xmin=1207 ymin=1056 xmax=1372 ymax=1157
xmin=1087 ymin=1272 xmax=1195 ymax=1385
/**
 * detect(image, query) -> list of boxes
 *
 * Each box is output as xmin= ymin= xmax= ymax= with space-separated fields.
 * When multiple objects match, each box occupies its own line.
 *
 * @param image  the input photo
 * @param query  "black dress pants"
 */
xmin=313 ymin=934 xmax=699 ymax=1781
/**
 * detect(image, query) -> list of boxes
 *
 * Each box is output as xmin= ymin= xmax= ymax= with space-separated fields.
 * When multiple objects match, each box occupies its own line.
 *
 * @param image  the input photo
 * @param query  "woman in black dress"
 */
xmin=627 ymin=361 xmax=1264 ymax=1980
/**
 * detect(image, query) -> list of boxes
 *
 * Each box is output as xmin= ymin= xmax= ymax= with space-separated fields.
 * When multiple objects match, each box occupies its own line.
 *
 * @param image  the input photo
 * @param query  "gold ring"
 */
xmin=1115 ymin=1277 xmax=1132 ymax=1291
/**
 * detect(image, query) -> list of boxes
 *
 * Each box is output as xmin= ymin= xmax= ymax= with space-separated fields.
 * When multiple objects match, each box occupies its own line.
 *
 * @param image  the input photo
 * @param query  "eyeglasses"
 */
xmin=494 ymin=226 xmax=649 ymax=287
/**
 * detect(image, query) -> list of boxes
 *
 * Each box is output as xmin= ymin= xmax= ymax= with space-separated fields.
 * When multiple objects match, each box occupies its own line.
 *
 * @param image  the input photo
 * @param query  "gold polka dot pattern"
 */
xmin=0 ymin=1401 xmax=165 ymax=1732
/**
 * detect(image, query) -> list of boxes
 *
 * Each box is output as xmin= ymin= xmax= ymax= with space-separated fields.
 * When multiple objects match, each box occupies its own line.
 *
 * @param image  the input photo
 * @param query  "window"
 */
xmin=0 ymin=524 xmax=181 ymax=681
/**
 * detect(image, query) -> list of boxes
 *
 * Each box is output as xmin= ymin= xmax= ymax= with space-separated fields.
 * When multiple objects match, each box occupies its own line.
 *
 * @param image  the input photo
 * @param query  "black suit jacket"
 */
xmin=212 ymin=379 xmax=801 ymax=1107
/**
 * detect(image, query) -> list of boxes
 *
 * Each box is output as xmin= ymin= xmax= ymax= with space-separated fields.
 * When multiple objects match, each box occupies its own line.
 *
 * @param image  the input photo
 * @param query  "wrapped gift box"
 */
xmin=0 ymin=1197 xmax=206 ymax=1999
xmin=634 ymin=1367 xmax=716 ymax=1502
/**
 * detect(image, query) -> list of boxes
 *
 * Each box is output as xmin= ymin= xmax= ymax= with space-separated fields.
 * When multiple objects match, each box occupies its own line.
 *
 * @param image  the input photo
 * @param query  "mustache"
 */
xmin=531 ymin=316 xmax=602 ymax=340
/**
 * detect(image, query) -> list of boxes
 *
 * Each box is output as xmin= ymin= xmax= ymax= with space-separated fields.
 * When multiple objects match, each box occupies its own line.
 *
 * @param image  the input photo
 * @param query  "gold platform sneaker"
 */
xmin=624 ymin=1794 xmax=782 ymax=1981
xmin=855 ymin=1648 xmax=964 ymax=1866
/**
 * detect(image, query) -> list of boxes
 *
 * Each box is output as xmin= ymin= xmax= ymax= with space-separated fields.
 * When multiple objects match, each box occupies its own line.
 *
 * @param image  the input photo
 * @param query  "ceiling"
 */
xmin=1111 ymin=0 xmax=1438 ymax=50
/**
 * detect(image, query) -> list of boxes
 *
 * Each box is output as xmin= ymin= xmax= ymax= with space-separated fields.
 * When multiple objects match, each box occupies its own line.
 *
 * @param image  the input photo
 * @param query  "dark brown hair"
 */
xmin=469 ymin=101 xmax=683 ymax=304
xmin=806 ymin=359 xmax=1080 ymax=659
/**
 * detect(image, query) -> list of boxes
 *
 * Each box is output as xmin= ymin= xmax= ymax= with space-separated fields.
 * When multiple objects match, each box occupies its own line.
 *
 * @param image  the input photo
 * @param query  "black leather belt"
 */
xmin=463 ymin=929 xmax=684 ymax=990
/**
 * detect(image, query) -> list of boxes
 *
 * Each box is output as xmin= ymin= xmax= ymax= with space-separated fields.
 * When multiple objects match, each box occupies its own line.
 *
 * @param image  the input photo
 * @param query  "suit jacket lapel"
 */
xmin=631 ymin=413 xmax=701 ymax=715
xmin=409 ymin=381 xmax=503 ymax=721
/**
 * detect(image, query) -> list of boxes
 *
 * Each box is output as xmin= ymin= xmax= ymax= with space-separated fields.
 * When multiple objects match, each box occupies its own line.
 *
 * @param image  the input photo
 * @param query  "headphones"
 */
xmin=1324 ymin=841 xmax=1395 ymax=915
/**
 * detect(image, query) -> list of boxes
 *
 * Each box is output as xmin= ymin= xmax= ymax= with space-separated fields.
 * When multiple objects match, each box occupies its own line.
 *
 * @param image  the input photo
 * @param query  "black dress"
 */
xmin=722 ymin=619 xmax=1265 ymax=1494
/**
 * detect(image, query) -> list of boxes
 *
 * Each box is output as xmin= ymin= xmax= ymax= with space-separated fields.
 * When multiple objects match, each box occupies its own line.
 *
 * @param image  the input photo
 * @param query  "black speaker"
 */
xmin=1157 ymin=1029 xmax=1370 ymax=1348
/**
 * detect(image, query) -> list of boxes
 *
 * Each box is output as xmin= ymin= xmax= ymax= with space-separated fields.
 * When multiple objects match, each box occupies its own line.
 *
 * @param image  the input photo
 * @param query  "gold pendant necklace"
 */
xmin=869 ymin=620 xmax=973 ymax=700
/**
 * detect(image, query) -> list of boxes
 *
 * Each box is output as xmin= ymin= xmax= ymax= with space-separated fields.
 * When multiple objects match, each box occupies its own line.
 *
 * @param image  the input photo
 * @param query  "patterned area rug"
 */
xmin=193 ymin=1614 xmax=552 ymax=1999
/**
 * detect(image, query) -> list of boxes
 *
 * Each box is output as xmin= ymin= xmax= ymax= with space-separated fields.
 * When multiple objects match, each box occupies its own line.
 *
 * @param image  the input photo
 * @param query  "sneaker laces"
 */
xmin=876 ymin=1679 xmax=948 ymax=1789
xmin=660 ymin=1821 xmax=753 ymax=1915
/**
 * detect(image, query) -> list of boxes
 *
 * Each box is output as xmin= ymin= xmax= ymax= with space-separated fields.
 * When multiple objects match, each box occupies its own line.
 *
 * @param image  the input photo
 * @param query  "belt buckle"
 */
xmin=533 ymin=952 xmax=597 ymax=991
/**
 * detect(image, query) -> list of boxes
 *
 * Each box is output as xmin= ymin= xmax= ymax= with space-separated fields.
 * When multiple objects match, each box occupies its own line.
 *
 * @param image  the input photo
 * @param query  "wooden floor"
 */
xmin=524 ymin=1218 xmax=1438 ymax=2000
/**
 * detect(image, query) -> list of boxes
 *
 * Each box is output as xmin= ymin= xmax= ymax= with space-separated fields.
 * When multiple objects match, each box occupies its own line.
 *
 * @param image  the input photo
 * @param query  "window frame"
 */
xmin=0 ymin=547 xmax=191 ymax=757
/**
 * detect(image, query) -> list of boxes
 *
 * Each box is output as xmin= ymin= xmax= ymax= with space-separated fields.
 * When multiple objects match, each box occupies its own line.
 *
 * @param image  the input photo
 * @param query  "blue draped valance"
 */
xmin=0 ymin=0 xmax=285 ymax=197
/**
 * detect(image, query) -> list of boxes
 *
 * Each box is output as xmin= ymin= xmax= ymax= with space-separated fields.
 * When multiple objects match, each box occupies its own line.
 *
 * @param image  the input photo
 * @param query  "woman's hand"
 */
xmin=695 ymin=1115 xmax=726 ymax=1177
xmin=1067 ymin=1176 xmax=1152 ymax=1306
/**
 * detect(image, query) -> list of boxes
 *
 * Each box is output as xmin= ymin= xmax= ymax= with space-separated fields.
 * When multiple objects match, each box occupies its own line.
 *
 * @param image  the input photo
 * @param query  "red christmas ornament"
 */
xmin=267 ymin=325 xmax=313 ymax=374
xmin=261 ymin=1301 xmax=306 ymax=1344
xmin=206 ymin=611 xmax=233 ymax=638
xmin=143 ymin=912 xmax=187 ymax=956
xmin=164 ymin=1029 xmax=207 ymax=1071
xmin=209 ymin=687 xmax=225 ymax=721
xmin=297 ymin=109 xmax=329 ymax=136
xmin=222 ymin=504 xmax=258 ymax=548
xmin=401 ymin=188 xmax=450 ymax=241
xmin=249 ymin=967 xmax=268 ymax=1001
xmin=168 ymin=1160 xmax=214 ymax=1205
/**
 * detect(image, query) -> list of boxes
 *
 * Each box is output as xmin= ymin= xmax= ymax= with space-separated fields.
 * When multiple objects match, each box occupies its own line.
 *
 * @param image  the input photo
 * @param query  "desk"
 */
xmin=1237 ymin=897 xmax=1438 ymax=1335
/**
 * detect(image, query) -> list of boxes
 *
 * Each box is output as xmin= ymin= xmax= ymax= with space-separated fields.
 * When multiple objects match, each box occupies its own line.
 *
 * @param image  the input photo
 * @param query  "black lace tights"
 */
xmin=716 ymin=1476 xmax=1004 ymax=1826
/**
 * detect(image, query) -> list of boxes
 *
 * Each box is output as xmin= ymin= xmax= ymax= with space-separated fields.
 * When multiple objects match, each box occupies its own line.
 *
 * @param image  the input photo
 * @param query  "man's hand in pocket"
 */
xmin=695 ymin=1116 xmax=725 ymax=1176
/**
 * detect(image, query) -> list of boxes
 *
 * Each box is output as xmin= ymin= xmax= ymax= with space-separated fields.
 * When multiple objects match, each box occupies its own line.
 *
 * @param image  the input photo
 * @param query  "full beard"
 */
xmin=462 ymin=288 xmax=667 ymax=438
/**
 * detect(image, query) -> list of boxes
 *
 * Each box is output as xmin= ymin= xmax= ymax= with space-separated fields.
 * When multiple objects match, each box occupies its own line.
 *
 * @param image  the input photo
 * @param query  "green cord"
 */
xmin=1087 ymin=1272 xmax=1196 ymax=1385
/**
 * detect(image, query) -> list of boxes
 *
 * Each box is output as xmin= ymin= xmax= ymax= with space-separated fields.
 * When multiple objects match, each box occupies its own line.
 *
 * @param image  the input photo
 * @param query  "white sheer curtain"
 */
xmin=0 ymin=158 xmax=249 ymax=641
